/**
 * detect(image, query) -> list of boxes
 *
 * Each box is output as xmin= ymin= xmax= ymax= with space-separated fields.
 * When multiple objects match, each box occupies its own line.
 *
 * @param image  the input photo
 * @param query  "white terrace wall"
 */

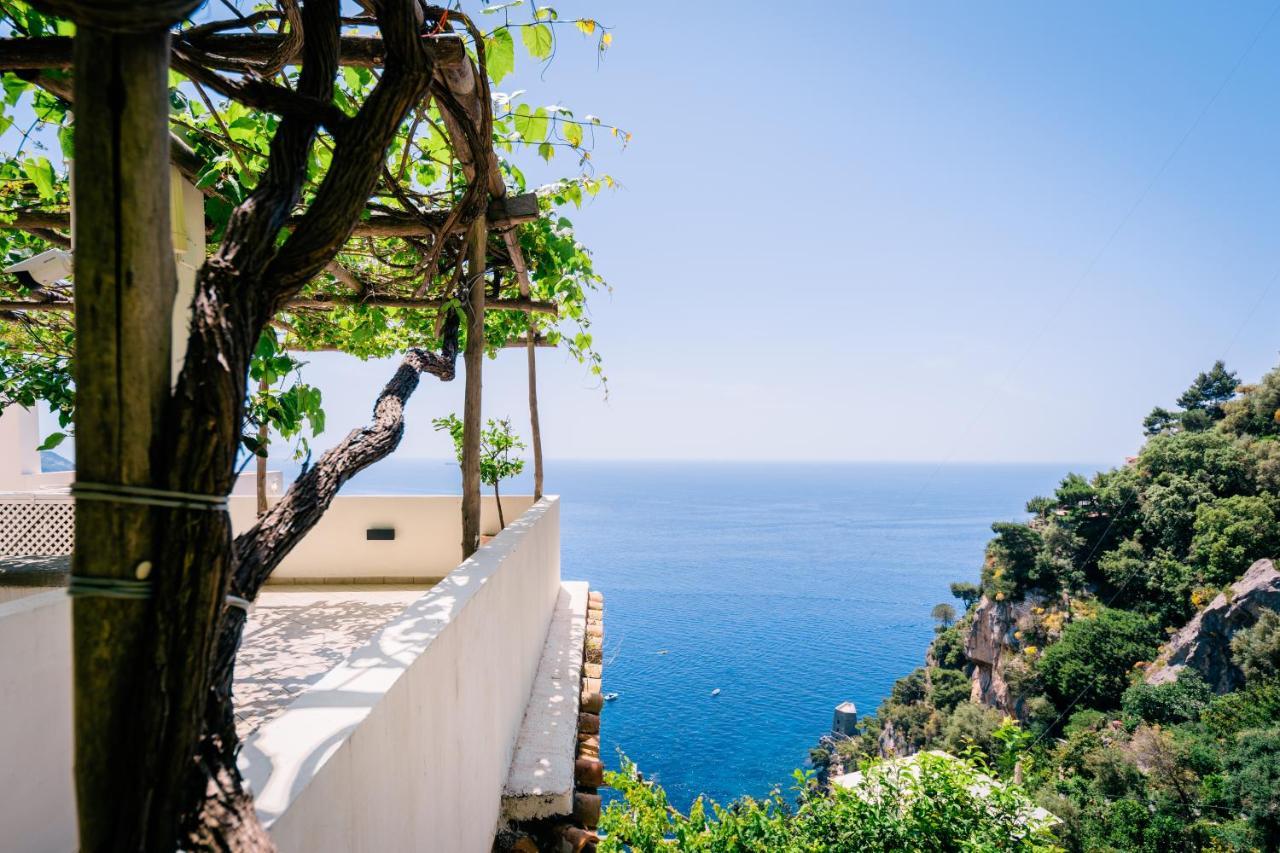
xmin=0 ymin=497 xmax=558 ymax=852
xmin=241 ymin=497 xmax=561 ymax=852
xmin=0 ymin=591 xmax=74 ymax=853
xmin=229 ymin=494 xmax=536 ymax=581
xmin=0 ymin=488 xmax=534 ymax=584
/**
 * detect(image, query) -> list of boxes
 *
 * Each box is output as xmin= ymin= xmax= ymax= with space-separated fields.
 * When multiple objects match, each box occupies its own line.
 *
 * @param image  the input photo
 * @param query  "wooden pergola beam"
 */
xmin=0 ymin=294 xmax=557 ymax=315
xmin=3 ymin=193 xmax=538 ymax=240
xmin=286 ymin=294 xmax=555 ymax=314
xmin=502 ymin=335 xmax=555 ymax=348
xmin=0 ymin=32 xmax=466 ymax=72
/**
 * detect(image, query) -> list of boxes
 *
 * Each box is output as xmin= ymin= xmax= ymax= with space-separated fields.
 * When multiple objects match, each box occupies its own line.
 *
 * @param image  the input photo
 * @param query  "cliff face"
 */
xmin=964 ymin=593 xmax=1045 ymax=716
xmin=1145 ymin=559 xmax=1280 ymax=693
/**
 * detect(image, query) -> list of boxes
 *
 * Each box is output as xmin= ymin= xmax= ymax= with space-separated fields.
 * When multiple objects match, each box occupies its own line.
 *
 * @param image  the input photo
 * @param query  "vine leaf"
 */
xmin=521 ymin=23 xmax=553 ymax=60
xmin=485 ymin=27 xmax=516 ymax=83
xmin=22 ymin=157 xmax=56 ymax=200
xmin=563 ymin=121 xmax=583 ymax=148
xmin=513 ymin=104 xmax=549 ymax=143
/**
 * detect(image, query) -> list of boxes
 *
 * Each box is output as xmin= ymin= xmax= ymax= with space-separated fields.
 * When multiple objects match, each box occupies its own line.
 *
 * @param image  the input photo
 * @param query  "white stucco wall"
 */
xmin=0 ymin=498 xmax=557 ymax=851
xmin=242 ymin=497 xmax=562 ymax=853
xmin=0 ymin=406 xmax=72 ymax=492
xmin=229 ymin=494 xmax=536 ymax=581
xmin=0 ymin=488 xmax=534 ymax=580
xmin=0 ymin=591 xmax=75 ymax=853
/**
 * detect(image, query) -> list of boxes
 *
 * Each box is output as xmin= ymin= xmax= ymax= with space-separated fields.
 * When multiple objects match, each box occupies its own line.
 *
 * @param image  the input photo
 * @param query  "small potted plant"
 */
xmin=433 ymin=414 xmax=527 ymax=530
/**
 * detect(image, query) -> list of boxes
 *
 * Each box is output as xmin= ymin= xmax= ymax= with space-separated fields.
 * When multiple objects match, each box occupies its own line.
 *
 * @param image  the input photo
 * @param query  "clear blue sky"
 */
xmin=299 ymin=1 xmax=1280 ymax=464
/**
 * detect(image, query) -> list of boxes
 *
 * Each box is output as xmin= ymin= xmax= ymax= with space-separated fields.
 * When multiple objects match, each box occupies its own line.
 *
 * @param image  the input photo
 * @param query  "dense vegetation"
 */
xmin=818 ymin=361 xmax=1280 ymax=851
xmin=600 ymin=752 xmax=1058 ymax=852
xmin=600 ymin=362 xmax=1280 ymax=851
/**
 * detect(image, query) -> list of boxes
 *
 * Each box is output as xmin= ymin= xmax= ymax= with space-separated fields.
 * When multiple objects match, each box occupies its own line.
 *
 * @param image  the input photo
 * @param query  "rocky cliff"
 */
xmin=1145 ymin=558 xmax=1280 ymax=693
xmin=963 ymin=593 xmax=1046 ymax=716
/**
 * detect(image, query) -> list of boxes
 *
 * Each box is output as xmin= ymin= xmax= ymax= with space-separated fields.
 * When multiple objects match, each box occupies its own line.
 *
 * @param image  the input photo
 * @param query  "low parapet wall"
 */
xmin=0 ymin=591 xmax=74 ymax=853
xmin=1 ymin=491 xmax=536 ymax=583
xmin=0 ymin=497 xmax=559 ymax=851
xmin=242 ymin=497 xmax=562 ymax=852
xmin=230 ymin=493 xmax=536 ymax=582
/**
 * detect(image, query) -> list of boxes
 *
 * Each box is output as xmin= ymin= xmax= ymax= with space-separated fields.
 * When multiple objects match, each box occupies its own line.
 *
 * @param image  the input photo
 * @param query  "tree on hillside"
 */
xmin=931 ymin=602 xmax=957 ymax=630
xmin=950 ymin=581 xmax=982 ymax=611
xmin=1145 ymin=361 xmax=1240 ymax=436
xmin=1223 ymin=362 xmax=1280 ymax=438
xmin=982 ymin=521 xmax=1045 ymax=598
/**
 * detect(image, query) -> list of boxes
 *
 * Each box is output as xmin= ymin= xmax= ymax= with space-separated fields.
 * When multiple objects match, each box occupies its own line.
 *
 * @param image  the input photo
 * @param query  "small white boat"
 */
xmin=603 ymin=692 xmax=619 ymax=701
xmin=711 ymin=688 xmax=721 ymax=696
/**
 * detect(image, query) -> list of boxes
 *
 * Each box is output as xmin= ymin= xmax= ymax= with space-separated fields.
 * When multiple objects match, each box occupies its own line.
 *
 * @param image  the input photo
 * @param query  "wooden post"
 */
xmin=526 ymin=328 xmax=543 ymax=500
xmin=68 ymin=16 xmax=184 ymax=851
xmin=503 ymin=231 xmax=544 ymax=500
xmin=461 ymin=215 xmax=486 ymax=557
xmin=256 ymin=375 xmax=268 ymax=516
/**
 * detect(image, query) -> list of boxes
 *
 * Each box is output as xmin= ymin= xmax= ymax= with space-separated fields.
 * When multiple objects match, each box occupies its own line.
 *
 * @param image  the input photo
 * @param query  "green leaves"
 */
xmin=36 ymin=431 xmax=65 ymax=451
xmin=432 ymin=413 xmax=525 ymax=487
xmin=521 ymin=23 xmax=554 ymax=60
xmin=245 ymin=331 xmax=326 ymax=460
xmin=512 ymin=103 xmax=549 ymax=143
xmin=485 ymin=27 xmax=516 ymax=84
xmin=562 ymin=121 xmax=583 ymax=148
xmin=22 ymin=157 xmax=56 ymax=200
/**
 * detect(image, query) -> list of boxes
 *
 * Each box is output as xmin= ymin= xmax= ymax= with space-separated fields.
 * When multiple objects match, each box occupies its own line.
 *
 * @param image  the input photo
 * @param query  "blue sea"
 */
xmin=324 ymin=459 xmax=1088 ymax=809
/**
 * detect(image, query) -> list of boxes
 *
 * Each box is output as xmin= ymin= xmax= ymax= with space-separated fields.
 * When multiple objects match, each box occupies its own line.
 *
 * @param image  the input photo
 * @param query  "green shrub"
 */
xmin=1036 ymin=608 xmax=1160 ymax=711
xmin=1202 ymin=677 xmax=1280 ymax=739
xmin=983 ymin=522 xmax=1047 ymax=598
xmin=930 ymin=625 xmax=967 ymax=670
xmin=1190 ymin=495 xmax=1280 ymax=586
xmin=1231 ymin=609 xmax=1280 ymax=683
xmin=929 ymin=667 xmax=971 ymax=713
xmin=940 ymin=702 xmax=1005 ymax=761
xmin=599 ymin=752 xmax=1059 ymax=852
xmin=1120 ymin=671 xmax=1211 ymax=726
xmin=1226 ymin=728 xmax=1280 ymax=848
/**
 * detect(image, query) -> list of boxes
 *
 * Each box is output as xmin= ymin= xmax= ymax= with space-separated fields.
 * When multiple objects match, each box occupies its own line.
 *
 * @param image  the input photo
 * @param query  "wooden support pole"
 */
xmin=460 ymin=214 xmax=485 ymax=558
xmin=504 ymin=231 xmax=544 ymax=501
xmin=525 ymin=327 xmax=544 ymax=500
xmin=256 ymin=375 xmax=268 ymax=516
xmin=68 ymin=19 xmax=182 ymax=850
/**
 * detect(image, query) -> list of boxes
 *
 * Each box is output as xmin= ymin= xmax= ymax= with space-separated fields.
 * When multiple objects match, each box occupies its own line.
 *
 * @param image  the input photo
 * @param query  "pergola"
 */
xmin=0 ymin=2 xmax=597 ymax=848
xmin=0 ymin=3 xmax=572 ymax=534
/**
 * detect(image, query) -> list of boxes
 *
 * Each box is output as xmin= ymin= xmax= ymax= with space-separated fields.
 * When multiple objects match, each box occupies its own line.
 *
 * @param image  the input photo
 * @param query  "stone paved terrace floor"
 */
xmin=234 ymin=584 xmax=432 ymax=739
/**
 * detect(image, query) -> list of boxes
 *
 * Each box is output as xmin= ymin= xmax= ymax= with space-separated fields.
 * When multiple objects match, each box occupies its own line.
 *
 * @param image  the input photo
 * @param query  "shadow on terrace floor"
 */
xmin=234 ymin=585 xmax=432 ymax=739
